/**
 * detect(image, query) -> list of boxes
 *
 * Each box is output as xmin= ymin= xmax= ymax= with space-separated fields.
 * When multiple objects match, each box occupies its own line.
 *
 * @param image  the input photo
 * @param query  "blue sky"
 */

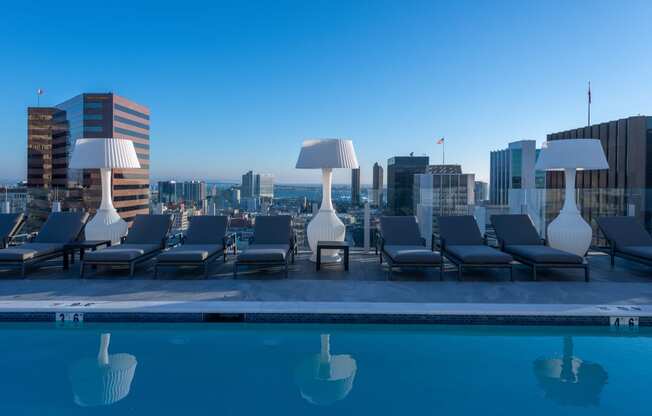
xmin=1 ymin=0 xmax=650 ymax=184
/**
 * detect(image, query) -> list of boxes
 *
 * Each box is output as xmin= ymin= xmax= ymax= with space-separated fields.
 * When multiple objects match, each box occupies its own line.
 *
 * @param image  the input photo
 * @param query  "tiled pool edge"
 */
xmin=0 ymin=301 xmax=649 ymax=325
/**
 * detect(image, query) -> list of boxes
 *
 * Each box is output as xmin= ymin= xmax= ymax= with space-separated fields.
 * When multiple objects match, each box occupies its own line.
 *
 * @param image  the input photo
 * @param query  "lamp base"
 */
xmin=85 ymin=208 xmax=128 ymax=244
xmin=546 ymin=209 xmax=592 ymax=257
xmin=307 ymin=209 xmax=346 ymax=263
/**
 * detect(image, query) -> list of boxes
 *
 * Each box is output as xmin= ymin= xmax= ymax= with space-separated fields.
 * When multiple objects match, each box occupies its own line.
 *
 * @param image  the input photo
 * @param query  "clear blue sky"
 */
xmin=1 ymin=0 xmax=650 ymax=184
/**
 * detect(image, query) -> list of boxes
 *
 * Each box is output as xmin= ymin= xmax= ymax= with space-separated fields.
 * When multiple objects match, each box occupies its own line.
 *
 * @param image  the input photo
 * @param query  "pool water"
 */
xmin=0 ymin=323 xmax=649 ymax=415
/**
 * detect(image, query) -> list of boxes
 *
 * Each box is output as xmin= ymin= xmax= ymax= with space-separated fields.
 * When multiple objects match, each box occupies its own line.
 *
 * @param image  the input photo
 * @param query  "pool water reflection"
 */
xmin=0 ymin=323 xmax=648 ymax=415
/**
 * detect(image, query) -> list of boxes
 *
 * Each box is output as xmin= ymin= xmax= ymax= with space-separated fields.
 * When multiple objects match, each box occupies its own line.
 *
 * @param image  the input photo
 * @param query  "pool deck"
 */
xmin=0 ymin=249 xmax=651 ymax=323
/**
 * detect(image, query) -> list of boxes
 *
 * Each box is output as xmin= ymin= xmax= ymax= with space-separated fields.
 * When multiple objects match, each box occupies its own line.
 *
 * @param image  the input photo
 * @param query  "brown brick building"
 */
xmin=27 ymin=93 xmax=150 ymax=229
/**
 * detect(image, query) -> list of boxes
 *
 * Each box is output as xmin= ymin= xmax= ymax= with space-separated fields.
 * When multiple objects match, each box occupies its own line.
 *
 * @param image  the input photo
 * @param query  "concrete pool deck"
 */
xmin=0 ymin=250 xmax=650 ymax=324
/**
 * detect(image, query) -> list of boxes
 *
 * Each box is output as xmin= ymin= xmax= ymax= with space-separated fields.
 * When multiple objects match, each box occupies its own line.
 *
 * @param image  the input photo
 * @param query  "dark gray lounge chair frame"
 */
xmin=378 ymin=217 xmax=443 ymax=280
xmin=80 ymin=215 xmax=171 ymax=278
xmin=597 ymin=217 xmax=652 ymax=268
xmin=439 ymin=216 xmax=514 ymax=282
xmin=153 ymin=218 xmax=237 ymax=278
xmin=492 ymin=215 xmax=589 ymax=282
xmin=0 ymin=212 xmax=88 ymax=277
xmin=0 ymin=213 xmax=25 ymax=249
xmin=233 ymin=217 xmax=297 ymax=279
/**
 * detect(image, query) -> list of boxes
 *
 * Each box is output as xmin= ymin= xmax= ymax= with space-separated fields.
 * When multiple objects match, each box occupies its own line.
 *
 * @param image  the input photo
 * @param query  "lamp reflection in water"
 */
xmin=533 ymin=336 xmax=608 ymax=407
xmin=296 ymin=334 xmax=357 ymax=405
xmin=69 ymin=333 xmax=138 ymax=407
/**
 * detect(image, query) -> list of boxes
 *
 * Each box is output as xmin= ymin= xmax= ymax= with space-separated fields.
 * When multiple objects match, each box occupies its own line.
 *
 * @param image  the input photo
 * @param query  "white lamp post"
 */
xmin=296 ymin=139 xmax=359 ymax=262
xmin=69 ymin=138 xmax=141 ymax=243
xmin=535 ymin=139 xmax=608 ymax=256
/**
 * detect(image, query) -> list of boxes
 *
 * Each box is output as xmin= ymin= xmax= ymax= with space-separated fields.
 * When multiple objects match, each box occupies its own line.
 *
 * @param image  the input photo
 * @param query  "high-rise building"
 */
xmin=258 ymin=174 xmax=274 ymax=199
xmin=241 ymin=171 xmax=255 ymax=198
xmin=371 ymin=162 xmax=384 ymax=207
xmin=546 ymin=115 xmax=652 ymax=239
xmin=387 ymin=155 xmax=429 ymax=215
xmin=490 ymin=140 xmax=545 ymax=206
xmin=183 ymin=180 xmax=206 ymax=205
xmin=158 ymin=180 xmax=183 ymax=204
xmin=351 ymin=168 xmax=361 ymax=206
xmin=27 ymin=93 xmax=150 ymax=229
xmin=474 ymin=181 xmax=488 ymax=203
xmin=414 ymin=164 xmax=475 ymax=244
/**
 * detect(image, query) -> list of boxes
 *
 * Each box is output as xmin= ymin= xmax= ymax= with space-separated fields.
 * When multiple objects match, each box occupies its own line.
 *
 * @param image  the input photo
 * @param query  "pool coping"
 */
xmin=0 ymin=300 xmax=649 ymax=326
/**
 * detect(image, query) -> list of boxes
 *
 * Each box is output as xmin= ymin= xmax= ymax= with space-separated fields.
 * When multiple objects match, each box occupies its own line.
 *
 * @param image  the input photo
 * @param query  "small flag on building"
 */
xmin=436 ymin=137 xmax=445 ymax=144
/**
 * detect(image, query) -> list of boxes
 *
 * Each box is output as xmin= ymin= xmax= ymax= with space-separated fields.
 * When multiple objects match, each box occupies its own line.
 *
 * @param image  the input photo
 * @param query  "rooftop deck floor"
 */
xmin=0 ymin=250 xmax=650 ymax=311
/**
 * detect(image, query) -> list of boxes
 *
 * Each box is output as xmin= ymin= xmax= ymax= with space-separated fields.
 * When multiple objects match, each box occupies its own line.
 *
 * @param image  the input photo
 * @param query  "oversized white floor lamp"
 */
xmin=69 ymin=138 xmax=141 ymax=243
xmin=535 ymin=139 xmax=608 ymax=256
xmin=296 ymin=139 xmax=359 ymax=262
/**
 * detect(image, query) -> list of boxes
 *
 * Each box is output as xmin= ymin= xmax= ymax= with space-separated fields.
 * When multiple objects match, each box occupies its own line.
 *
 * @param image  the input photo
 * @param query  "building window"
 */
xmin=114 ymin=127 xmax=149 ymax=140
xmin=114 ymin=115 xmax=149 ymax=130
xmin=114 ymin=104 xmax=149 ymax=120
xmin=85 ymin=102 xmax=103 ymax=109
xmin=84 ymin=114 xmax=103 ymax=120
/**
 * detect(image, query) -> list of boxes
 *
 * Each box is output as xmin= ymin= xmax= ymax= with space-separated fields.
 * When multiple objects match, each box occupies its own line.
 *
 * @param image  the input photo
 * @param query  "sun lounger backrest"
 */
xmin=125 ymin=215 xmax=172 ymax=244
xmin=0 ymin=213 xmax=24 ymax=240
xmin=491 ymin=214 xmax=542 ymax=246
xmin=437 ymin=216 xmax=484 ymax=245
xmin=185 ymin=216 xmax=229 ymax=244
xmin=379 ymin=216 xmax=423 ymax=246
xmin=253 ymin=215 xmax=292 ymax=244
xmin=34 ymin=212 xmax=89 ymax=243
xmin=597 ymin=216 xmax=652 ymax=249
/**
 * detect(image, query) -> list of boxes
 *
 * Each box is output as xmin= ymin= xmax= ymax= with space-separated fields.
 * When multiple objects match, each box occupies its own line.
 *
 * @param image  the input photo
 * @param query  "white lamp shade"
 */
xmin=535 ymin=139 xmax=608 ymax=171
xmin=296 ymin=139 xmax=359 ymax=169
xmin=69 ymin=138 xmax=141 ymax=170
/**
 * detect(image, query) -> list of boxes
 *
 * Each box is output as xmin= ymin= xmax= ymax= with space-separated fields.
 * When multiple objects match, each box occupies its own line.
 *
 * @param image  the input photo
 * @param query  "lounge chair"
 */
xmin=438 ymin=215 xmax=514 ymax=281
xmin=154 ymin=216 xmax=236 ymax=278
xmin=597 ymin=216 xmax=652 ymax=268
xmin=0 ymin=213 xmax=25 ymax=249
xmin=81 ymin=215 xmax=172 ymax=277
xmin=234 ymin=215 xmax=296 ymax=278
xmin=378 ymin=216 xmax=442 ymax=280
xmin=491 ymin=214 xmax=588 ymax=281
xmin=0 ymin=212 xmax=89 ymax=277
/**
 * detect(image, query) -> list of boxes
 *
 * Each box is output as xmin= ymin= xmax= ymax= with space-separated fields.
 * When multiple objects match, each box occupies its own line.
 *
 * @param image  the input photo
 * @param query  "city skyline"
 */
xmin=2 ymin=1 xmax=652 ymax=184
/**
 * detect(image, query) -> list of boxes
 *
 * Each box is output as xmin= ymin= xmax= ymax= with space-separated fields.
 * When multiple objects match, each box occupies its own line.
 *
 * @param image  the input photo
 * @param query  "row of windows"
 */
xmin=113 ymin=194 xmax=149 ymax=202
xmin=133 ymin=142 xmax=150 ymax=150
xmin=114 ymin=115 xmax=149 ymax=130
xmin=114 ymin=173 xmax=149 ymax=179
xmin=84 ymin=126 xmax=103 ymax=133
xmin=116 ymin=204 xmax=150 ymax=213
xmin=85 ymin=102 xmax=103 ymax=109
xmin=114 ymin=104 xmax=149 ymax=121
xmin=84 ymin=114 xmax=103 ymax=121
xmin=137 ymin=153 xmax=149 ymax=160
xmin=115 ymin=127 xmax=149 ymax=140
xmin=114 ymin=184 xmax=149 ymax=190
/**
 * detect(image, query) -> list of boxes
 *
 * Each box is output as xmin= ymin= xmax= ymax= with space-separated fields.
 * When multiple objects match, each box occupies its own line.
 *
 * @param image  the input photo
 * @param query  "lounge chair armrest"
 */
xmin=223 ymin=232 xmax=236 ymax=247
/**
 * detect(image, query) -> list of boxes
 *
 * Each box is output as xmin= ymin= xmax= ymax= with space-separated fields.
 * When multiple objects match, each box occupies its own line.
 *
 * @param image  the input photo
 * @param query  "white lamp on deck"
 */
xmin=69 ymin=138 xmax=141 ymax=243
xmin=296 ymin=139 xmax=359 ymax=262
xmin=535 ymin=139 xmax=608 ymax=257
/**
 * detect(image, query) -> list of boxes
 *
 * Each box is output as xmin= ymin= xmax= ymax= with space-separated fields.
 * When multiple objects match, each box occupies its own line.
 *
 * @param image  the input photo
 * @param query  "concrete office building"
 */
xmin=351 ymin=168 xmax=361 ymax=206
xmin=490 ymin=140 xmax=545 ymax=206
xmin=414 ymin=165 xmax=475 ymax=245
xmin=27 ymin=93 xmax=150 ymax=229
xmin=474 ymin=181 xmax=488 ymax=203
xmin=258 ymin=174 xmax=274 ymax=199
xmin=241 ymin=171 xmax=255 ymax=198
xmin=371 ymin=162 xmax=384 ymax=207
xmin=387 ymin=155 xmax=429 ymax=215
xmin=183 ymin=180 xmax=207 ymax=205
xmin=546 ymin=115 xmax=652 ymax=240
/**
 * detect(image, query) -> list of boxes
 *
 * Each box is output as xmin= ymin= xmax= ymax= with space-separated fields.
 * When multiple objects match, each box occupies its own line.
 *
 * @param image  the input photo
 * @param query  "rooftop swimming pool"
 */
xmin=0 ymin=323 xmax=648 ymax=415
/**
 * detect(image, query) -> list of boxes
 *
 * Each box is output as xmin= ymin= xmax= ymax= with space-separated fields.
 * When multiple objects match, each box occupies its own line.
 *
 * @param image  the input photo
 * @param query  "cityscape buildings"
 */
xmin=489 ymin=140 xmax=545 ymax=207
xmin=257 ymin=174 xmax=274 ymax=199
xmin=387 ymin=155 xmax=429 ymax=215
xmin=241 ymin=171 xmax=255 ymax=199
xmin=351 ymin=168 xmax=361 ymax=206
xmin=27 ymin=93 xmax=150 ymax=229
xmin=371 ymin=162 xmax=384 ymax=207
xmin=414 ymin=165 xmax=475 ymax=243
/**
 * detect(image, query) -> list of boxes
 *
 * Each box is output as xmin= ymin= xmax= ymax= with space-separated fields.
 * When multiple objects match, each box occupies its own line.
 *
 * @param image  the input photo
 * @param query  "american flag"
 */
xmin=436 ymin=138 xmax=445 ymax=144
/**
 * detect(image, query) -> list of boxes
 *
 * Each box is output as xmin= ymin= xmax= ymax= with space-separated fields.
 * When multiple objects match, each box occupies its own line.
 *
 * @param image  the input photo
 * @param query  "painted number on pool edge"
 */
xmin=609 ymin=316 xmax=638 ymax=330
xmin=56 ymin=312 xmax=84 ymax=323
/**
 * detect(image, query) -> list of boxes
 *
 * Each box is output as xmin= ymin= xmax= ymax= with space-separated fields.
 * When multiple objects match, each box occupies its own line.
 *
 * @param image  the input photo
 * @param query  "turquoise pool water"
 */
xmin=0 ymin=323 xmax=648 ymax=415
